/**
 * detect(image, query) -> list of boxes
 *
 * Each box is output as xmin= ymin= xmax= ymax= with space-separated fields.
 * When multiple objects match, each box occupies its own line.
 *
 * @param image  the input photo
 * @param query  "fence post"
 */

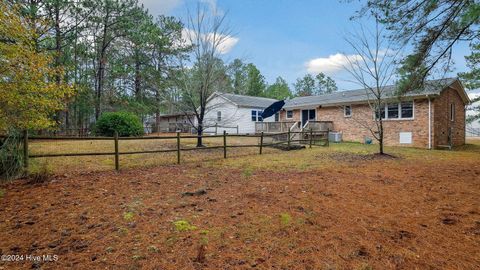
xmin=326 ymin=128 xmax=330 ymax=147
xmin=215 ymin=123 xmax=218 ymax=135
xmin=259 ymin=132 xmax=264 ymax=155
xmin=287 ymin=129 xmax=291 ymax=149
xmin=114 ymin=131 xmax=119 ymax=171
xmin=236 ymin=125 xmax=239 ymax=134
xmin=309 ymin=128 xmax=313 ymax=148
xmin=177 ymin=132 xmax=181 ymax=164
xmin=223 ymin=130 xmax=227 ymax=159
xmin=23 ymin=130 xmax=29 ymax=171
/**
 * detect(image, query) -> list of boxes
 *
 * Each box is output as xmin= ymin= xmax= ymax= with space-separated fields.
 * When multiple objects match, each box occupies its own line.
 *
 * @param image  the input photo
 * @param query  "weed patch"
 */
xmin=280 ymin=213 xmax=292 ymax=226
xmin=173 ymin=220 xmax=197 ymax=232
xmin=123 ymin=212 xmax=134 ymax=221
xmin=242 ymin=167 xmax=253 ymax=178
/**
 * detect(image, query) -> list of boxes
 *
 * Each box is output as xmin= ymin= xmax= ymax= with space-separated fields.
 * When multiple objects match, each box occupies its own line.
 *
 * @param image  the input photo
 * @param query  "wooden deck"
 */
xmin=255 ymin=121 xmax=333 ymax=133
xmin=255 ymin=121 xmax=298 ymax=133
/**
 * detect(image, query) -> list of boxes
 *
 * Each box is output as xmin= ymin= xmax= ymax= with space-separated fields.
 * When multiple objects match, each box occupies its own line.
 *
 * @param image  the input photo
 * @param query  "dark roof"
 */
xmin=284 ymin=78 xmax=465 ymax=109
xmin=214 ymin=92 xmax=278 ymax=108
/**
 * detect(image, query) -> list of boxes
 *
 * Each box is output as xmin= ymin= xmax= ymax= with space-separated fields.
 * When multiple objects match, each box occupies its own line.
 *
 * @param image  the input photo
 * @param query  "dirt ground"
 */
xmin=1 ymin=140 xmax=479 ymax=269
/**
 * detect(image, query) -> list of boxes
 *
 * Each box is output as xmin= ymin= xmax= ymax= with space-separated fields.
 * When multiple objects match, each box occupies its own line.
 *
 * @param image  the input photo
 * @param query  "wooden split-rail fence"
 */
xmin=19 ymin=129 xmax=329 ymax=171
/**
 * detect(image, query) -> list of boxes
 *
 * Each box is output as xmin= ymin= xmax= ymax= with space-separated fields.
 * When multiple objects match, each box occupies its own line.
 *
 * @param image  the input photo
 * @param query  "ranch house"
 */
xmin=278 ymin=78 xmax=470 ymax=149
xmin=201 ymin=92 xmax=279 ymax=134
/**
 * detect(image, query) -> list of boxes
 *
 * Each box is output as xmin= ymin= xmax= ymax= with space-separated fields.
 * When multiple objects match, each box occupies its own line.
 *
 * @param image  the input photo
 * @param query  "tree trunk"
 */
xmin=96 ymin=54 xmax=106 ymax=120
xmin=196 ymin=123 xmax=203 ymax=147
xmin=96 ymin=12 xmax=110 ymax=121
xmin=379 ymin=120 xmax=384 ymax=154
xmin=134 ymin=55 xmax=141 ymax=101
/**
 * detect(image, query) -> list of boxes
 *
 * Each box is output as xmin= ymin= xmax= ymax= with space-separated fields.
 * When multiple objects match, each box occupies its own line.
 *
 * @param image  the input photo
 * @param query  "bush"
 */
xmin=94 ymin=112 xmax=144 ymax=137
xmin=0 ymin=132 xmax=24 ymax=182
xmin=28 ymin=160 xmax=52 ymax=184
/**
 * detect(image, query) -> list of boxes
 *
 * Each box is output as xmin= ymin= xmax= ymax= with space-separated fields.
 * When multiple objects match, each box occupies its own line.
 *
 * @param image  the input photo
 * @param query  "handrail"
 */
xmin=289 ymin=122 xmax=298 ymax=132
xmin=302 ymin=120 xmax=310 ymax=131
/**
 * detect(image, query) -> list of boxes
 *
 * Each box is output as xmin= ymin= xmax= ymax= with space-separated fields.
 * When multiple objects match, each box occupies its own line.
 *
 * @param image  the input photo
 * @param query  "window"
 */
xmin=308 ymin=109 xmax=316 ymax=120
xmin=375 ymin=105 xmax=386 ymax=119
xmin=450 ymin=103 xmax=455 ymax=121
xmin=400 ymin=102 xmax=413 ymax=118
xmin=376 ymin=101 xmax=414 ymax=120
xmin=387 ymin=103 xmax=399 ymax=119
xmin=275 ymin=112 xmax=279 ymax=122
xmin=217 ymin=111 xmax=221 ymax=121
xmin=344 ymin=105 xmax=352 ymax=117
xmin=286 ymin=110 xmax=293 ymax=119
xmin=251 ymin=110 xmax=263 ymax=122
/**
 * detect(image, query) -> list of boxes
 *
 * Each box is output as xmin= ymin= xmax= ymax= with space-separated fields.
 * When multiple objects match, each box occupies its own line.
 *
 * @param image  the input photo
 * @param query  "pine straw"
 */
xmin=0 ymin=141 xmax=479 ymax=269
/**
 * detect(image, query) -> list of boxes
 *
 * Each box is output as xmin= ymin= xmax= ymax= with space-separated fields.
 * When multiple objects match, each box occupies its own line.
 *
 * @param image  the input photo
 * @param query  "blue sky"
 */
xmin=139 ymin=0 xmax=471 ymax=91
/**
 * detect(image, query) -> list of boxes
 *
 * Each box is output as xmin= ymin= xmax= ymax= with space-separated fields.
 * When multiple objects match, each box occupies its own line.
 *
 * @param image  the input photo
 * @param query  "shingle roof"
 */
xmin=215 ymin=92 xmax=278 ymax=108
xmin=284 ymin=78 xmax=462 ymax=109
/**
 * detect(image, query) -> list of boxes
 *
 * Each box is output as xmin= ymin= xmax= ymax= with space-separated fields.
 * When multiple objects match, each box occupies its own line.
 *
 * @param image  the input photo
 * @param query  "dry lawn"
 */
xmin=0 ymin=139 xmax=479 ymax=269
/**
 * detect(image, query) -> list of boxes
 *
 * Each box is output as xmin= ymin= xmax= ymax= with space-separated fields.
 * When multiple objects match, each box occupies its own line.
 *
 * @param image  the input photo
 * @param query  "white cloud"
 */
xmin=138 ymin=0 xmax=183 ymax=15
xmin=305 ymin=53 xmax=361 ymax=75
xmin=181 ymin=28 xmax=239 ymax=54
xmin=200 ymin=0 xmax=218 ymax=13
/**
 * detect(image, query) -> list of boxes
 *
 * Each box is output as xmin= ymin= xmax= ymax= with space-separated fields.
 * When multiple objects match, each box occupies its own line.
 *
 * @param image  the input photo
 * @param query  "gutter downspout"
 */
xmin=427 ymin=95 xmax=432 ymax=150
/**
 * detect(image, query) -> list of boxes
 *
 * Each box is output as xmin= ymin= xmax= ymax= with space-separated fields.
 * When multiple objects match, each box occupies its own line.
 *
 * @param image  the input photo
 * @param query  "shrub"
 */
xmin=28 ymin=160 xmax=53 ymax=184
xmin=94 ymin=112 xmax=144 ymax=137
xmin=0 ymin=132 xmax=24 ymax=181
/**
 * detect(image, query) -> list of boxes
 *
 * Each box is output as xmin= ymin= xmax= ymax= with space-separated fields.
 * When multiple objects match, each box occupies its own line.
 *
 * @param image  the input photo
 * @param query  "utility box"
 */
xmin=329 ymin=132 xmax=342 ymax=143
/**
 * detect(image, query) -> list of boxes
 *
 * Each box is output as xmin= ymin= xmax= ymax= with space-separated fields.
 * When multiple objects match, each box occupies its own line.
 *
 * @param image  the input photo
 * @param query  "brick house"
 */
xmin=280 ymin=78 xmax=470 ymax=149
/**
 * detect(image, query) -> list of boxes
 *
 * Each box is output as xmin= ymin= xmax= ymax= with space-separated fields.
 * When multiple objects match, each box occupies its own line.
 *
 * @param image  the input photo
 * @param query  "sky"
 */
xmin=138 ymin=0 xmax=472 ymax=92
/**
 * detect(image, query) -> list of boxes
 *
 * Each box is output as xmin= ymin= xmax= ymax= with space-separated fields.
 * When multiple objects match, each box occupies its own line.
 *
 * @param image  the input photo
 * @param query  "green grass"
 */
xmin=27 ymin=137 xmax=480 ymax=174
xmin=28 ymin=135 xmax=271 ymax=173
xmin=208 ymin=139 xmax=480 ymax=174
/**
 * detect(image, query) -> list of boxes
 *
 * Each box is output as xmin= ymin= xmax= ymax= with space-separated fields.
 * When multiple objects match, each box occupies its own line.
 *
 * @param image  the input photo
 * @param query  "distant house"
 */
xmin=152 ymin=112 xmax=195 ymax=133
xmin=280 ymin=78 xmax=470 ymax=149
xmin=200 ymin=92 xmax=279 ymax=134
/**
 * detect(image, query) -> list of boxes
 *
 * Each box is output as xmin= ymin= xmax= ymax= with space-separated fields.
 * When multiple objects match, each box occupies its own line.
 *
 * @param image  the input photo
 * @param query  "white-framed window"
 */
xmin=217 ymin=111 xmax=221 ymax=121
xmin=286 ymin=110 xmax=293 ymax=119
xmin=251 ymin=110 xmax=263 ymax=122
xmin=401 ymin=102 xmax=413 ymax=118
xmin=344 ymin=105 xmax=352 ymax=117
xmin=376 ymin=101 xmax=414 ymax=120
xmin=387 ymin=103 xmax=399 ymax=119
xmin=450 ymin=103 xmax=455 ymax=121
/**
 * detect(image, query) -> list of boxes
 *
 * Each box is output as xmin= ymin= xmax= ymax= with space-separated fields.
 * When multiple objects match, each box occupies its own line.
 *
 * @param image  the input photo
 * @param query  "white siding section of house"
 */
xmin=200 ymin=95 xmax=275 ymax=134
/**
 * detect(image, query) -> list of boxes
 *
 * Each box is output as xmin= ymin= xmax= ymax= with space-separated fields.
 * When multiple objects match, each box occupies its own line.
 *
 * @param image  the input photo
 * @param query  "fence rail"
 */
xmin=466 ymin=127 xmax=480 ymax=137
xmin=19 ymin=130 xmax=329 ymax=171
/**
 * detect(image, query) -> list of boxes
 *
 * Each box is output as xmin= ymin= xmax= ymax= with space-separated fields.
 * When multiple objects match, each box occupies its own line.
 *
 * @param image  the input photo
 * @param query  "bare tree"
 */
xmin=176 ymin=5 xmax=234 ymax=147
xmin=342 ymin=21 xmax=400 ymax=154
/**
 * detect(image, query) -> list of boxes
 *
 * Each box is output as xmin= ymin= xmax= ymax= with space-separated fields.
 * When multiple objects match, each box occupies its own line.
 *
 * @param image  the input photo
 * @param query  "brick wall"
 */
xmin=433 ymin=86 xmax=466 ymax=147
xmin=279 ymin=109 xmax=301 ymax=122
xmin=279 ymin=84 xmax=467 ymax=148
xmin=315 ymin=100 xmax=431 ymax=148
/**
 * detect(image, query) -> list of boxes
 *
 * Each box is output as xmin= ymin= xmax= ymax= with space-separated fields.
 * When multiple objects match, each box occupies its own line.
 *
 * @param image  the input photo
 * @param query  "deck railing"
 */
xmin=255 ymin=121 xmax=297 ymax=133
xmin=303 ymin=121 xmax=333 ymax=131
